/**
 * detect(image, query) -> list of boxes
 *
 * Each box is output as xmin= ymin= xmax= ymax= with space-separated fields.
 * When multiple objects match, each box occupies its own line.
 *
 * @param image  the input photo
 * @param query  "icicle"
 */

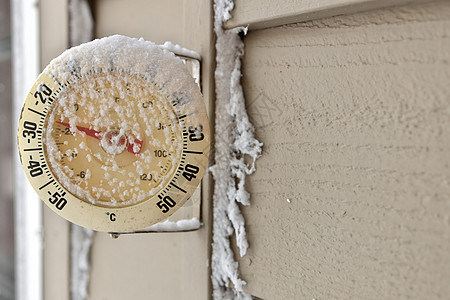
xmin=211 ymin=0 xmax=262 ymax=299
xmin=70 ymin=226 xmax=94 ymax=300
xmin=69 ymin=0 xmax=94 ymax=47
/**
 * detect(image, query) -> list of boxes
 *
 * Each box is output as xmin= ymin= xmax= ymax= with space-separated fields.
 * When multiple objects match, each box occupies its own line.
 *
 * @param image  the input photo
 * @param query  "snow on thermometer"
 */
xmin=17 ymin=35 xmax=210 ymax=232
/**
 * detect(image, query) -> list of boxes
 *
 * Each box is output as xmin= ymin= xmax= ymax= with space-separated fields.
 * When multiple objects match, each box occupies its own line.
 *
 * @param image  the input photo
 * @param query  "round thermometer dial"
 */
xmin=17 ymin=35 xmax=210 ymax=232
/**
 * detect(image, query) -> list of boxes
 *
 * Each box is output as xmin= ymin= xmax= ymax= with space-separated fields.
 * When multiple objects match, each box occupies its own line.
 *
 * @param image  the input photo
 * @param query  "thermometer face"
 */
xmin=17 ymin=36 xmax=210 ymax=232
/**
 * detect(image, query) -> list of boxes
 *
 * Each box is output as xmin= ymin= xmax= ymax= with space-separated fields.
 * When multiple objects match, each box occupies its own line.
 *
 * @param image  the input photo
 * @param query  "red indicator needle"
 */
xmin=126 ymin=138 xmax=144 ymax=154
xmin=57 ymin=121 xmax=102 ymax=140
xmin=56 ymin=121 xmax=143 ymax=154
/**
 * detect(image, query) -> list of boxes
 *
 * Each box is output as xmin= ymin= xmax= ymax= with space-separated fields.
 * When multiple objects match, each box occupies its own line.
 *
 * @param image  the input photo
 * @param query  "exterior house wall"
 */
xmin=38 ymin=0 xmax=450 ymax=299
xmin=238 ymin=1 xmax=450 ymax=299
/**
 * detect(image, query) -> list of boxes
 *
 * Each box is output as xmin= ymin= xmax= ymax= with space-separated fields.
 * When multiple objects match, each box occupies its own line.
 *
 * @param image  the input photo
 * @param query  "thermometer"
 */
xmin=17 ymin=35 xmax=210 ymax=232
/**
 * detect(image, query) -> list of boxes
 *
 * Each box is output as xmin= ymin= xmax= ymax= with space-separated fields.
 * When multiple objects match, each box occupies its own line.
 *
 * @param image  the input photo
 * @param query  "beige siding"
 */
xmin=40 ymin=1 xmax=214 ymax=299
xmin=239 ymin=1 xmax=450 ymax=299
xmin=40 ymin=1 xmax=71 ymax=299
xmin=95 ymin=0 xmax=184 ymax=45
xmin=89 ymin=1 xmax=214 ymax=299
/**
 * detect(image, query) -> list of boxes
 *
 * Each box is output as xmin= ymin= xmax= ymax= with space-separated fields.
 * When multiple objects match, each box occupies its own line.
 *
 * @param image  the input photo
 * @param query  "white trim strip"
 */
xmin=12 ymin=0 xmax=42 ymax=300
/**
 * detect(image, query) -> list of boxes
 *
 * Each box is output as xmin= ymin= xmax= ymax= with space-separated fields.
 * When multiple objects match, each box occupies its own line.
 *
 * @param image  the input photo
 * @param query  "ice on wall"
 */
xmin=211 ymin=0 xmax=262 ymax=298
xmin=70 ymin=225 xmax=94 ymax=300
xmin=145 ymin=217 xmax=201 ymax=232
xmin=69 ymin=0 xmax=93 ymax=47
xmin=160 ymin=41 xmax=202 ymax=61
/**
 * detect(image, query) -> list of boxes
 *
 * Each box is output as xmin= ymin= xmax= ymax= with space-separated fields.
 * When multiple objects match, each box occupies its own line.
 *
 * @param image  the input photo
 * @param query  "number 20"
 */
xmin=34 ymin=84 xmax=52 ymax=104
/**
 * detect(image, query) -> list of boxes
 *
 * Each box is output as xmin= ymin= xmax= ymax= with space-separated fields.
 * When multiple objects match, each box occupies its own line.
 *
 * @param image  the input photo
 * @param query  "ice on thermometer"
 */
xmin=40 ymin=35 xmax=207 ymax=208
xmin=45 ymin=71 xmax=183 ymax=207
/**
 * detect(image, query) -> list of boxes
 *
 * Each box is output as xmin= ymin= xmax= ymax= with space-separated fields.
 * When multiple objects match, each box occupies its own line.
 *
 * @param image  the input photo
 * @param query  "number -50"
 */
xmin=157 ymin=196 xmax=176 ymax=213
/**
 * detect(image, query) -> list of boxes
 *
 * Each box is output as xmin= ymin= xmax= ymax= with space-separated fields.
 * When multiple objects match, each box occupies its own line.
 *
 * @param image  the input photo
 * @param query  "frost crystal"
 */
xmin=145 ymin=217 xmax=201 ymax=232
xmin=211 ymin=0 xmax=262 ymax=298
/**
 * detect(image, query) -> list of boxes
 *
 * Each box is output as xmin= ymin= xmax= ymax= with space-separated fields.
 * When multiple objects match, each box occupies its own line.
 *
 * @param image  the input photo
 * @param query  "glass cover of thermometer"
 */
xmin=17 ymin=35 xmax=210 ymax=232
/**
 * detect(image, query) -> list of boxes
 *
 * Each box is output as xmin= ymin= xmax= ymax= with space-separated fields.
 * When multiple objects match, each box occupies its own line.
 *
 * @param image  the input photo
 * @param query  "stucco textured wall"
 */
xmin=239 ymin=1 xmax=450 ymax=299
